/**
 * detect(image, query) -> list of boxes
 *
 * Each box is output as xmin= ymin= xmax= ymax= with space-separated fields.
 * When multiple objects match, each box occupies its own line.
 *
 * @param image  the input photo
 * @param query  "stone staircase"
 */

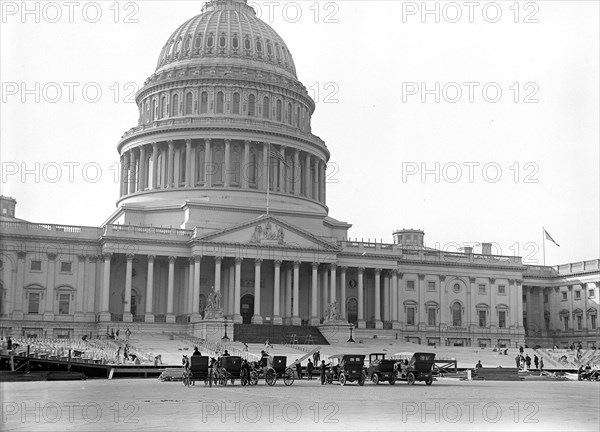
xmin=233 ymin=324 xmax=329 ymax=345
xmin=472 ymin=367 xmax=522 ymax=381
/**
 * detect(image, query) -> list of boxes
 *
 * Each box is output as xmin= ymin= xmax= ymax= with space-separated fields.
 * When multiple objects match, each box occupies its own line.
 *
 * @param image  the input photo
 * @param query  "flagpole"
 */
xmin=542 ymin=226 xmax=546 ymax=266
xmin=266 ymin=142 xmax=270 ymax=215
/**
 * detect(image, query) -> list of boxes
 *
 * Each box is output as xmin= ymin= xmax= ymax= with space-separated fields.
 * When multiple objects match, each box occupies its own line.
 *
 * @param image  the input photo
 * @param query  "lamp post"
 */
xmin=347 ymin=326 xmax=355 ymax=343
xmin=222 ymin=322 xmax=230 ymax=341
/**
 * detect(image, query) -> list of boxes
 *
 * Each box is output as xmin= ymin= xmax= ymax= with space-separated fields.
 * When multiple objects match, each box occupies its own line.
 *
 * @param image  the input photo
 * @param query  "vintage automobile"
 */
xmin=397 ymin=352 xmax=436 ymax=385
xmin=366 ymin=353 xmax=398 ymax=385
xmin=323 ymin=354 xmax=366 ymax=386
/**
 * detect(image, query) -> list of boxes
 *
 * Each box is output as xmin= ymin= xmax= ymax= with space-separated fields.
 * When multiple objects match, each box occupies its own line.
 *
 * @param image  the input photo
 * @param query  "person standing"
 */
xmin=125 ymin=328 xmax=132 ymax=342
xmin=534 ymin=355 xmax=539 ymax=369
xmin=539 ymin=357 xmax=544 ymax=372
xmin=295 ymin=360 xmax=302 ymax=380
xmin=116 ymin=347 xmax=121 ymax=364
xmin=307 ymin=359 xmax=314 ymax=380
xmin=525 ymin=354 xmax=531 ymax=369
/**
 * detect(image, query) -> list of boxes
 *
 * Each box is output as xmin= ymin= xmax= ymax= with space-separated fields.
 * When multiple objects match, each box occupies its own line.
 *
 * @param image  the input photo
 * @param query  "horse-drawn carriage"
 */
xmin=249 ymin=355 xmax=294 ymax=386
xmin=189 ymin=355 xmax=211 ymax=386
xmin=215 ymin=355 xmax=248 ymax=386
xmin=323 ymin=354 xmax=366 ymax=386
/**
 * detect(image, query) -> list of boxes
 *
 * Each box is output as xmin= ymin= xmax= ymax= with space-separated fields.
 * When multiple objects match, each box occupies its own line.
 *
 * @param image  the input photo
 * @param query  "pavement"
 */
xmin=1 ymin=376 xmax=599 ymax=431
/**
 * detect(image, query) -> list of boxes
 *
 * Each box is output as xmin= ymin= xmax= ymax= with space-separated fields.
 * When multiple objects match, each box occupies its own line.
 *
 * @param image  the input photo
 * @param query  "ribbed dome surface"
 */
xmin=156 ymin=0 xmax=297 ymax=78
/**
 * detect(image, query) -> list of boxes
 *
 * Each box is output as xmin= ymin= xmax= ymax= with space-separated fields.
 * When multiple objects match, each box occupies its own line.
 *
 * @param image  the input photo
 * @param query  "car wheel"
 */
xmin=339 ymin=373 xmax=346 ymax=386
xmin=389 ymin=377 xmax=396 ymax=385
xmin=372 ymin=373 xmax=379 ymax=385
xmin=407 ymin=372 xmax=416 ymax=385
xmin=358 ymin=375 xmax=365 ymax=386
xmin=425 ymin=375 xmax=433 ymax=386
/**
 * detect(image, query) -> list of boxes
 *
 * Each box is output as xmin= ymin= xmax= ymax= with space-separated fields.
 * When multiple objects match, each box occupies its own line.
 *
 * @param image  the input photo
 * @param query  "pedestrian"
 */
xmin=539 ymin=357 xmax=544 ymax=372
xmin=475 ymin=360 xmax=483 ymax=369
xmin=116 ymin=346 xmax=121 ymax=364
xmin=525 ymin=354 xmax=531 ymax=369
xmin=295 ymin=360 xmax=302 ymax=380
xmin=314 ymin=350 xmax=320 ymax=364
xmin=7 ymin=337 xmax=12 ymax=351
xmin=243 ymin=342 xmax=248 ymax=352
xmin=123 ymin=344 xmax=129 ymax=363
xmin=515 ymin=354 xmax=520 ymax=368
xmin=519 ymin=345 xmax=524 ymax=354
xmin=264 ymin=339 xmax=272 ymax=353
xmin=111 ymin=329 xmax=115 ymax=339
xmin=192 ymin=347 xmax=201 ymax=356
xmin=125 ymin=328 xmax=132 ymax=342
xmin=116 ymin=329 xmax=120 ymax=338
xmin=222 ymin=350 xmax=230 ymax=357
xmin=307 ymin=359 xmax=314 ymax=380
xmin=534 ymin=355 xmax=539 ymax=369
xmin=320 ymin=360 xmax=329 ymax=385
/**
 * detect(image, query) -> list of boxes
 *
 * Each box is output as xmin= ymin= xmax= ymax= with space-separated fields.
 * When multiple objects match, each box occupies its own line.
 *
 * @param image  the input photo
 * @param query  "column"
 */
xmin=357 ymin=267 xmax=365 ymax=328
xmin=312 ymin=158 xmax=318 ymax=199
xmin=192 ymin=256 xmax=201 ymax=319
xmin=397 ymin=272 xmax=404 ymax=324
xmin=392 ymin=270 xmax=400 ymax=328
xmin=418 ymin=273 xmax=426 ymax=328
xmin=279 ymin=145 xmax=286 ymax=192
xmin=539 ymin=286 xmax=546 ymax=336
xmin=145 ymin=255 xmax=155 ymax=322
xmin=160 ymin=145 xmax=167 ymax=188
xmin=316 ymin=161 xmax=323 ymax=201
xmin=233 ymin=258 xmax=242 ymax=323
xmin=273 ymin=260 xmax=282 ymax=324
xmin=123 ymin=254 xmax=134 ymax=322
xmin=165 ymin=140 xmax=173 ymax=188
xmin=186 ymin=258 xmax=194 ymax=315
xmin=468 ymin=277 xmax=476 ymax=329
xmin=310 ymin=263 xmax=319 ymax=325
xmin=439 ymin=275 xmax=446 ymax=329
xmin=122 ymin=151 xmax=130 ymax=196
xmin=174 ymin=142 xmax=181 ymax=187
xmin=340 ymin=266 xmax=347 ymax=321
xmin=86 ymin=256 xmax=97 ymax=315
xmin=243 ymin=140 xmax=250 ymax=189
xmin=252 ymin=259 xmax=263 ymax=324
xmin=204 ymin=139 xmax=212 ymax=187
xmin=185 ymin=139 xmax=192 ymax=187
xmin=374 ymin=268 xmax=382 ymax=328
xmin=383 ymin=271 xmax=390 ymax=322
xmin=516 ymin=279 xmax=523 ymax=332
xmin=214 ymin=256 xmax=222 ymax=296
xmin=489 ymin=277 xmax=496 ymax=328
xmin=320 ymin=268 xmax=328 ymax=317
xmin=151 ymin=142 xmax=158 ymax=189
xmin=227 ymin=263 xmax=234 ymax=317
xmin=508 ymin=279 xmax=516 ymax=328
xmin=568 ymin=285 xmax=574 ymax=333
xmin=329 ymin=264 xmax=337 ymax=306
xmin=166 ymin=256 xmax=176 ymax=323
xmin=139 ymin=145 xmax=147 ymax=190
xmin=74 ymin=255 xmax=85 ymax=319
xmin=100 ymin=253 xmax=112 ymax=321
xmin=293 ymin=149 xmax=300 ymax=194
xmin=285 ymin=265 xmax=292 ymax=324
xmin=304 ymin=153 xmax=311 ymax=198
xmin=224 ymin=139 xmax=231 ymax=188
xmin=292 ymin=261 xmax=301 ymax=325
xmin=13 ymin=252 xmax=26 ymax=318
xmin=262 ymin=142 xmax=269 ymax=191
xmin=582 ymin=283 xmax=588 ymax=333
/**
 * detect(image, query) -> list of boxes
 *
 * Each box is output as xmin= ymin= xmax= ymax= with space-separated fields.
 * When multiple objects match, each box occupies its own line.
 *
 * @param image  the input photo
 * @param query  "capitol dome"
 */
xmin=156 ymin=0 xmax=297 ymax=79
xmin=111 ymin=0 xmax=342 ymax=237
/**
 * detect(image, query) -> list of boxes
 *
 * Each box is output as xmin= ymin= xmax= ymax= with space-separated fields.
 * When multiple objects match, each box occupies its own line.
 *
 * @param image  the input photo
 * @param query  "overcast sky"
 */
xmin=1 ymin=0 xmax=598 ymax=266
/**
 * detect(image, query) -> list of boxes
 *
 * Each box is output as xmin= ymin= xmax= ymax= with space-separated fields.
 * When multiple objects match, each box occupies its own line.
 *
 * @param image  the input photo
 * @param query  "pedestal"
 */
xmin=392 ymin=321 xmax=401 ymax=330
xmin=43 ymin=312 xmax=54 ymax=321
xmin=166 ymin=314 xmax=176 ymax=324
xmin=251 ymin=315 xmax=263 ymax=324
xmin=357 ymin=320 xmax=366 ymax=329
xmin=272 ymin=316 xmax=283 ymax=325
xmin=374 ymin=321 xmax=383 ymax=329
xmin=144 ymin=313 xmax=155 ymax=323
xmin=291 ymin=317 xmax=302 ymax=326
xmin=123 ymin=312 xmax=133 ymax=323
xmin=318 ymin=322 xmax=354 ymax=344
xmin=309 ymin=317 xmax=320 ymax=326
xmin=232 ymin=314 xmax=243 ymax=324
xmin=12 ymin=311 xmax=24 ymax=320
xmin=188 ymin=313 xmax=202 ymax=323
xmin=99 ymin=312 xmax=111 ymax=322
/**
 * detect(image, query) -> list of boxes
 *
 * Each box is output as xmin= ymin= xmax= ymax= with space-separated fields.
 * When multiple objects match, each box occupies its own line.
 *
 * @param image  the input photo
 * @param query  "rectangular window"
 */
xmin=60 ymin=262 xmax=72 ymax=273
xmin=28 ymin=293 xmax=40 ymax=314
xmin=563 ymin=317 xmax=569 ymax=331
xmin=58 ymin=294 xmax=70 ymax=315
xmin=406 ymin=307 xmax=415 ymax=325
xmin=427 ymin=281 xmax=436 ymax=291
xmin=406 ymin=280 xmax=415 ymax=291
xmin=428 ymin=308 xmax=436 ymax=326
xmin=544 ymin=293 xmax=548 ymax=303
xmin=575 ymin=291 xmax=581 ymax=300
xmin=589 ymin=289 xmax=595 ymax=298
xmin=30 ymin=260 xmax=42 ymax=271
xmin=452 ymin=307 xmax=461 ymax=327
xmin=478 ymin=310 xmax=487 ymax=327
xmin=591 ymin=315 xmax=597 ymax=330
xmin=478 ymin=284 xmax=486 ymax=294
xmin=562 ymin=292 xmax=567 ymax=301
xmin=498 ymin=311 xmax=506 ymax=328
xmin=577 ymin=315 xmax=582 ymax=330
xmin=498 ymin=285 xmax=506 ymax=295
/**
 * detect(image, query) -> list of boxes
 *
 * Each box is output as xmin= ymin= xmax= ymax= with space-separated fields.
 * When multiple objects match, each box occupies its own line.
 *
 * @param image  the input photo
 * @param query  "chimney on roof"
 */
xmin=481 ymin=243 xmax=492 ymax=255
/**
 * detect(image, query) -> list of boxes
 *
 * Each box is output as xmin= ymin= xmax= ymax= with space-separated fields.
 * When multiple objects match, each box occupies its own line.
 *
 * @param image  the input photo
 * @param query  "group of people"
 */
xmin=107 ymin=327 xmax=132 ymax=342
xmin=515 ymin=351 xmax=544 ymax=371
xmin=577 ymin=363 xmax=600 ymax=381
xmin=116 ymin=343 xmax=140 ymax=364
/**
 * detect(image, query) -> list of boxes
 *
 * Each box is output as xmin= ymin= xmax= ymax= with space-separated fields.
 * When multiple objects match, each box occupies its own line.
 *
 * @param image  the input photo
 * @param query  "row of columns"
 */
xmin=119 ymin=140 xmax=327 ymax=203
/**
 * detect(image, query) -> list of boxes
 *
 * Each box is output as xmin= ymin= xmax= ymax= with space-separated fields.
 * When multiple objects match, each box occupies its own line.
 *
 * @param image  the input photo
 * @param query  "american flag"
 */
xmin=269 ymin=148 xmax=287 ymax=166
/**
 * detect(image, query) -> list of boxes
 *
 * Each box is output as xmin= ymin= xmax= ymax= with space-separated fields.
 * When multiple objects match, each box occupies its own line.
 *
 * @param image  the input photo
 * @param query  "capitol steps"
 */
xmin=233 ymin=324 xmax=329 ymax=345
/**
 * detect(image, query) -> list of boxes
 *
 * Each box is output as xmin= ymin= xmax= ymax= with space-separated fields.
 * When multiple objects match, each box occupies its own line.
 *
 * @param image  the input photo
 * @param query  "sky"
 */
xmin=1 ymin=0 xmax=599 ymax=266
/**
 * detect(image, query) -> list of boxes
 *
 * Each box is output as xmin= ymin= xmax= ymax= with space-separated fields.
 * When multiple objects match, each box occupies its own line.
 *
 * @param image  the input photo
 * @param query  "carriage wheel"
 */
xmin=266 ymin=368 xmax=276 ymax=386
xmin=339 ymin=373 xmax=346 ymax=386
xmin=220 ymin=368 xmax=228 ymax=386
xmin=372 ymin=373 xmax=380 ymax=385
xmin=241 ymin=371 xmax=247 ymax=386
xmin=284 ymin=368 xmax=295 ymax=386
xmin=250 ymin=371 xmax=259 ymax=386
xmin=407 ymin=372 xmax=416 ymax=385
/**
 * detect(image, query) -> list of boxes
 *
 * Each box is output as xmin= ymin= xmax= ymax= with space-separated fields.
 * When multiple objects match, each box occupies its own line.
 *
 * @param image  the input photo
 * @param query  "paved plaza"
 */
xmin=1 ymin=378 xmax=599 ymax=431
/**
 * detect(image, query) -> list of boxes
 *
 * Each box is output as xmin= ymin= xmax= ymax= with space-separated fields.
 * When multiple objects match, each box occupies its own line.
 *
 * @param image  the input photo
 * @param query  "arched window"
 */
xmin=256 ymin=39 xmax=262 ymax=54
xmin=248 ymin=94 xmax=255 ymax=116
xmin=295 ymin=106 xmax=300 ymax=127
xmin=200 ymin=91 xmax=208 ymax=114
xmin=287 ymin=103 xmax=292 ymax=124
xmin=160 ymin=96 xmax=167 ymax=119
xmin=172 ymin=93 xmax=179 ymax=117
xmin=219 ymin=34 xmax=226 ymax=48
xmin=216 ymin=91 xmax=224 ymax=114
xmin=185 ymin=92 xmax=193 ymax=114
xmin=262 ymin=96 xmax=270 ymax=119
xmin=244 ymin=37 xmax=251 ymax=50
xmin=347 ymin=298 xmax=358 ymax=324
xmin=249 ymin=147 xmax=257 ymax=185
xmin=206 ymin=34 xmax=214 ymax=48
xmin=151 ymin=99 xmax=156 ymax=121
xmin=184 ymin=35 xmax=191 ymax=51
xmin=276 ymin=100 xmax=282 ymax=121
xmin=451 ymin=302 xmax=462 ymax=327
xmin=266 ymin=41 xmax=273 ymax=56
xmin=174 ymin=38 xmax=182 ymax=55
xmin=232 ymin=35 xmax=239 ymax=49
xmin=232 ymin=92 xmax=240 ymax=114
xmin=194 ymin=34 xmax=203 ymax=49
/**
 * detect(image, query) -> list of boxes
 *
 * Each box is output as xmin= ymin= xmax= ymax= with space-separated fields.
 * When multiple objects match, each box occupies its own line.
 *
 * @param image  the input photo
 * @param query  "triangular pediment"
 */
xmin=195 ymin=216 xmax=339 ymax=251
